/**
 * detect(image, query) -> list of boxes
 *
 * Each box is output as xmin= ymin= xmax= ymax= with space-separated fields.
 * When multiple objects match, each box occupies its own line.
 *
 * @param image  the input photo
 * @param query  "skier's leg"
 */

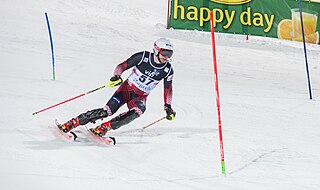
xmin=111 ymin=96 xmax=146 ymax=130
xmin=111 ymin=109 xmax=144 ymax=129
xmin=76 ymin=89 xmax=127 ymax=125
xmin=60 ymin=108 xmax=110 ymax=133
xmin=91 ymin=98 xmax=146 ymax=136
xmin=60 ymin=83 xmax=128 ymax=133
xmin=76 ymin=108 xmax=110 ymax=125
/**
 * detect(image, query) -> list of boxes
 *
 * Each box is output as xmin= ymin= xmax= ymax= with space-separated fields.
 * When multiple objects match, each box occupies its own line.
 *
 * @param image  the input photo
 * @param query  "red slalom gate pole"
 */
xmin=32 ymin=84 xmax=108 ymax=115
xmin=210 ymin=11 xmax=226 ymax=176
xmin=166 ymin=0 xmax=171 ymax=29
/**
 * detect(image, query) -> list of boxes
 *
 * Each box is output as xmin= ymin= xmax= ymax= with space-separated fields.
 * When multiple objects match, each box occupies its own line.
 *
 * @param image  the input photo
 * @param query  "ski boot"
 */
xmin=60 ymin=118 xmax=80 ymax=133
xmin=90 ymin=121 xmax=112 ymax=137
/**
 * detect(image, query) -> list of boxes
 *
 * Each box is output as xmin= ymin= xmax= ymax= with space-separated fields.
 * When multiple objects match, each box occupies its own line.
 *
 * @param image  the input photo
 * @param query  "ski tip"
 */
xmin=70 ymin=131 xmax=78 ymax=141
xmin=85 ymin=126 xmax=116 ymax=146
xmin=109 ymin=136 xmax=116 ymax=145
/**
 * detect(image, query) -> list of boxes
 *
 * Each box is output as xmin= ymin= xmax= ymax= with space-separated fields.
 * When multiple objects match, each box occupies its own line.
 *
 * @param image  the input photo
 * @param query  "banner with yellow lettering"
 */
xmin=168 ymin=0 xmax=320 ymax=44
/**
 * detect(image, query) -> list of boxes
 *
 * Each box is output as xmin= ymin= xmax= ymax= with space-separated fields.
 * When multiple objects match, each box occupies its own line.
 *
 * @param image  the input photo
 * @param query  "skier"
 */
xmin=59 ymin=38 xmax=176 ymax=137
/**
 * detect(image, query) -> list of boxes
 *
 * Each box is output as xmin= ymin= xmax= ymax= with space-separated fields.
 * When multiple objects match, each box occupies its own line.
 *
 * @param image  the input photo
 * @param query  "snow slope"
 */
xmin=1 ymin=0 xmax=320 ymax=190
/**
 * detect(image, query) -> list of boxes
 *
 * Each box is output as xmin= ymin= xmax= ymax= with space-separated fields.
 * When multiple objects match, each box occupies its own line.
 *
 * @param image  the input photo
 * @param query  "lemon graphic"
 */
xmin=210 ymin=0 xmax=251 ymax=5
xmin=309 ymin=0 xmax=320 ymax=3
xmin=294 ymin=32 xmax=319 ymax=44
xmin=306 ymin=32 xmax=319 ymax=44
xmin=277 ymin=19 xmax=293 ymax=40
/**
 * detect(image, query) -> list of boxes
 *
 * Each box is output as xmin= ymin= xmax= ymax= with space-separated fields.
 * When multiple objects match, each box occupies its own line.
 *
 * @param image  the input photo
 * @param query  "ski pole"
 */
xmin=142 ymin=116 xmax=166 ymax=130
xmin=117 ymin=116 xmax=167 ymax=135
xmin=32 ymin=84 xmax=108 ymax=115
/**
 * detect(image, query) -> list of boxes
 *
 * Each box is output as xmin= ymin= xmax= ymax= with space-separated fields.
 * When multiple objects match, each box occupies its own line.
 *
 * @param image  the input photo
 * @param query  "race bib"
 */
xmin=128 ymin=68 xmax=159 ymax=93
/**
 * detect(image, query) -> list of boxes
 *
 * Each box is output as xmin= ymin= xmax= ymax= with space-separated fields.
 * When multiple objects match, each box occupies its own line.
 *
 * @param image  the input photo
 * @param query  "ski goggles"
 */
xmin=160 ymin=49 xmax=173 ymax=58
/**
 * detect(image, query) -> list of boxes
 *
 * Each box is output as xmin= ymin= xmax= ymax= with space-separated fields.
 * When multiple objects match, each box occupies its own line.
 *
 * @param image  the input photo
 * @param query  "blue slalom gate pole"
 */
xmin=45 ymin=12 xmax=56 ymax=81
xmin=298 ymin=0 xmax=312 ymax=100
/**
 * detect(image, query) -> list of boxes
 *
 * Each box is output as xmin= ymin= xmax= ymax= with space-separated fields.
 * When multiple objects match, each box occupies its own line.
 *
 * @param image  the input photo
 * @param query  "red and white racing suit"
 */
xmin=102 ymin=51 xmax=174 ymax=129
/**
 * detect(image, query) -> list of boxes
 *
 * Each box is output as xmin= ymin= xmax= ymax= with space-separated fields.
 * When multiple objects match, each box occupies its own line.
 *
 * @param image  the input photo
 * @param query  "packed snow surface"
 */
xmin=1 ymin=0 xmax=320 ymax=190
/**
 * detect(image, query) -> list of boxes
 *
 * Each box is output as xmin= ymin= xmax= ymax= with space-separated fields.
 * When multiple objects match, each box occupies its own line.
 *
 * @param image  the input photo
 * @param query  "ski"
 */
xmin=54 ymin=119 xmax=78 ymax=141
xmin=85 ymin=126 xmax=116 ymax=146
xmin=52 ymin=120 xmax=115 ymax=145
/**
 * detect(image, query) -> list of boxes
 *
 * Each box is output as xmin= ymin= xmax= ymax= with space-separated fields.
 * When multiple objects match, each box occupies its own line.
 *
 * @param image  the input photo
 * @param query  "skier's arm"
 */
xmin=113 ymin=51 xmax=145 ymax=76
xmin=164 ymin=71 xmax=176 ymax=120
xmin=107 ymin=51 xmax=145 ymax=87
xmin=164 ymin=77 xmax=173 ymax=105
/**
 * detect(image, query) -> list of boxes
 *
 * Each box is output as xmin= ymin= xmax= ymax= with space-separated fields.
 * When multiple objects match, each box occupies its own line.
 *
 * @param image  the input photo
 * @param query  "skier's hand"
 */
xmin=164 ymin=104 xmax=176 ymax=121
xmin=107 ymin=75 xmax=123 ymax=87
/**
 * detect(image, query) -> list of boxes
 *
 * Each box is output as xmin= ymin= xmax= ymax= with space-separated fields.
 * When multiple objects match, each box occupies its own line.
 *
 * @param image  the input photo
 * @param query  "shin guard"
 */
xmin=77 ymin=108 xmax=109 ymax=125
xmin=109 ymin=110 xmax=140 ymax=130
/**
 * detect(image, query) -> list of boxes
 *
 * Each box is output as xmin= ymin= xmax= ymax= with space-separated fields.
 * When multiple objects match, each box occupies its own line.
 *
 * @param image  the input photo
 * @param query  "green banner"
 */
xmin=168 ymin=0 xmax=320 ymax=44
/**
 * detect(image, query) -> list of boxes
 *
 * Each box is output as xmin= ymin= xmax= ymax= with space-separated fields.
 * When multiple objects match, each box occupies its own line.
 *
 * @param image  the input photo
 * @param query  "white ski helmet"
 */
xmin=153 ymin=38 xmax=174 ymax=58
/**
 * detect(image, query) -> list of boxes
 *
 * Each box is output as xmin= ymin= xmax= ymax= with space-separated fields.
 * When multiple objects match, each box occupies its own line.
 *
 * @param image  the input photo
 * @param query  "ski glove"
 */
xmin=164 ymin=104 xmax=176 ymax=121
xmin=106 ymin=75 xmax=123 ymax=87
